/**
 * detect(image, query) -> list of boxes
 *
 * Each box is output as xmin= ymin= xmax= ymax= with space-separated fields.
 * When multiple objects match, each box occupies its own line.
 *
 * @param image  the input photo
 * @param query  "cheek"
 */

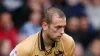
xmin=51 ymin=27 xmax=58 ymax=33
xmin=48 ymin=26 xmax=59 ymax=37
xmin=48 ymin=30 xmax=57 ymax=37
xmin=50 ymin=29 xmax=58 ymax=36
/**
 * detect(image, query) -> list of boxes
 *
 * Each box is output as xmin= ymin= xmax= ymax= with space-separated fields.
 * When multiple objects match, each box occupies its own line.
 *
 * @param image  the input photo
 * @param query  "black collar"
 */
xmin=39 ymin=30 xmax=56 ymax=51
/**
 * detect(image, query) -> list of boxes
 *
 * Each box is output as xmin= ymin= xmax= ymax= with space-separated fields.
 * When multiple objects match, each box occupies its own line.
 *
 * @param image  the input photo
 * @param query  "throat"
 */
xmin=42 ymin=31 xmax=55 ymax=50
xmin=44 ymin=41 xmax=55 ymax=51
xmin=40 ymin=30 xmax=56 ymax=55
xmin=45 ymin=45 xmax=52 ymax=51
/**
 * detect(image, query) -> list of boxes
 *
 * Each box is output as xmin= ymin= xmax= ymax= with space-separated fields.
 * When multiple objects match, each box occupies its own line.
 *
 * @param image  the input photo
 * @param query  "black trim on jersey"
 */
xmin=39 ymin=30 xmax=55 ymax=51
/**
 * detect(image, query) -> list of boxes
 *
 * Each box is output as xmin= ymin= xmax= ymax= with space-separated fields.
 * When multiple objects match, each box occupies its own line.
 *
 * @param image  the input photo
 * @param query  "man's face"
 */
xmin=46 ymin=15 xmax=66 ymax=42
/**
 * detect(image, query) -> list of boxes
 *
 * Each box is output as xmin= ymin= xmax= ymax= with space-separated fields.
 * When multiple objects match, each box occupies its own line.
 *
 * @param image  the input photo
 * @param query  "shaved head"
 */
xmin=43 ymin=7 xmax=66 ymax=24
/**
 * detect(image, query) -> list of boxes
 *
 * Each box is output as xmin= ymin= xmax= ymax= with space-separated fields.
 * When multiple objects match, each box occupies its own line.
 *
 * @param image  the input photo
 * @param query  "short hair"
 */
xmin=43 ymin=7 xmax=66 ymax=24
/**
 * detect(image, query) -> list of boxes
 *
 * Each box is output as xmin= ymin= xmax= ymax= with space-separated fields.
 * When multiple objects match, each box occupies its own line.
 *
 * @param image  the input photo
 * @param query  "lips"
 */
xmin=57 ymin=36 xmax=62 ymax=39
xmin=58 ymin=35 xmax=62 ymax=37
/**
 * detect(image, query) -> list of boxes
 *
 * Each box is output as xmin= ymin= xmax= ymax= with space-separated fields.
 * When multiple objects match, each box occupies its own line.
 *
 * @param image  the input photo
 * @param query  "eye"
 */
xmin=55 ymin=26 xmax=60 ymax=29
xmin=63 ymin=26 xmax=66 ymax=28
xmin=55 ymin=26 xmax=63 ymax=30
xmin=55 ymin=26 xmax=66 ymax=30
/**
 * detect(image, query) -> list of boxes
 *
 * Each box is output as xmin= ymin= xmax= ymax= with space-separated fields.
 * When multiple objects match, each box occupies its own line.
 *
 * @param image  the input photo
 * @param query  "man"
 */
xmin=10 ymin=7 xmax=75 ymax=56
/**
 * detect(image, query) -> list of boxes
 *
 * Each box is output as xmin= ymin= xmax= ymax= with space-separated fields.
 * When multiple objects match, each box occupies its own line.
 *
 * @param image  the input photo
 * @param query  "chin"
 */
xmin=55 ymin=40 xmax=60 ymax=42
xmin=54 ymin=38 xmax=61 ymax=42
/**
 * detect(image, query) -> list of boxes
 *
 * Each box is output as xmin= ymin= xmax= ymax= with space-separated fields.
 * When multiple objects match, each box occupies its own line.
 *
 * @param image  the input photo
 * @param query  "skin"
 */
xmin=42 ymin=14 xmax=66 ymax=50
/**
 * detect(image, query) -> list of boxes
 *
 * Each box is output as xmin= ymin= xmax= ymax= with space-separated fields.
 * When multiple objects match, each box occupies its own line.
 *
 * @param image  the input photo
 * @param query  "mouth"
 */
xmin=53 ymin=36 xmax=62 ymax=42
xmin=58 ymin=35 xmax=62 ymax=37
xmin=57 ymin=36 xmax=62 ymax=39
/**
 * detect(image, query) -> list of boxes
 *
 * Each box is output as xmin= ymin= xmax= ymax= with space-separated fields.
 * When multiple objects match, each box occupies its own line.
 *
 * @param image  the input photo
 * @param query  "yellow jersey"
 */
xmin=10 ymin=31 xmax=75 ymax=56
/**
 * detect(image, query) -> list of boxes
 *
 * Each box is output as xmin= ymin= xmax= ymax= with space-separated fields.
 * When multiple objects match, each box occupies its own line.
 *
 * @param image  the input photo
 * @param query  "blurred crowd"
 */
xmin=0 ymin=0 xmax=100 ymax=56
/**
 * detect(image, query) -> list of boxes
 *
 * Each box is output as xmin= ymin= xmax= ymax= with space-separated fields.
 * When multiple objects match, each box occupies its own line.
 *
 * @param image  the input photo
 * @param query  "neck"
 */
xmin=42 ymin=31 xmax=54 ymax=50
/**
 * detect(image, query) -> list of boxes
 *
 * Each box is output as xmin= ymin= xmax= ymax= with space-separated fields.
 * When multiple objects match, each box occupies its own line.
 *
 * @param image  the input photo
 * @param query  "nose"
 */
xmin=60 ymin=28 xmax=64 ymax=35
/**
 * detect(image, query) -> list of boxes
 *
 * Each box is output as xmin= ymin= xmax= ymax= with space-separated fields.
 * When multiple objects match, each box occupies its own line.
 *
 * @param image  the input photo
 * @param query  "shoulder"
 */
xmin=61 ymin=33 xmax=75 ymax=44
xmin=15 ymin=32 xmax=39 ymax=55
xmin=61 ymin=33 xmax=75 ymax=55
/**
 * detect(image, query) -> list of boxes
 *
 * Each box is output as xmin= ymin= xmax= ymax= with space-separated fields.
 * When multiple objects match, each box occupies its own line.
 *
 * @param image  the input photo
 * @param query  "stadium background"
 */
xmin=0 ymin=0 xmax=100 ymax=56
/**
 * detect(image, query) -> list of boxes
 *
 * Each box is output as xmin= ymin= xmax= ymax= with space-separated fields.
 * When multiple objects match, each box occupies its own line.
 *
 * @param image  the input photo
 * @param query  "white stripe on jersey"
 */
xmin=9 ymin=48 xmax=17 ymax=56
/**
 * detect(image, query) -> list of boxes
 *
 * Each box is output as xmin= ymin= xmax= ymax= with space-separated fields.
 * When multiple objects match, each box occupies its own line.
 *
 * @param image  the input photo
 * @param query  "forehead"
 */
xmin=51 ymin=14 xmax=66 ymax=26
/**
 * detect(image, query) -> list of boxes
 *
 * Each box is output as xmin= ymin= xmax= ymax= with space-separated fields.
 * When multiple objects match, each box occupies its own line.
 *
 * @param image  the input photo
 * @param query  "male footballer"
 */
xmin=10 ymin=7 xmax=75 ymax=56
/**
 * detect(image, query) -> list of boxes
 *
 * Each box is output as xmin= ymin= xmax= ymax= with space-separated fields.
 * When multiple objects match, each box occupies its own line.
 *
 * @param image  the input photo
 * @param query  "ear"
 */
xmin=42 ymin=22 xmax=48 ymax=30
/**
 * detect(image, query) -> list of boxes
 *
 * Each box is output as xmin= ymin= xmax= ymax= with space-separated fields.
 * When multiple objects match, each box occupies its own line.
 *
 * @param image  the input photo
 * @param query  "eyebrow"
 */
xmin=55 ymin=25 xmax=66 ymax=28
